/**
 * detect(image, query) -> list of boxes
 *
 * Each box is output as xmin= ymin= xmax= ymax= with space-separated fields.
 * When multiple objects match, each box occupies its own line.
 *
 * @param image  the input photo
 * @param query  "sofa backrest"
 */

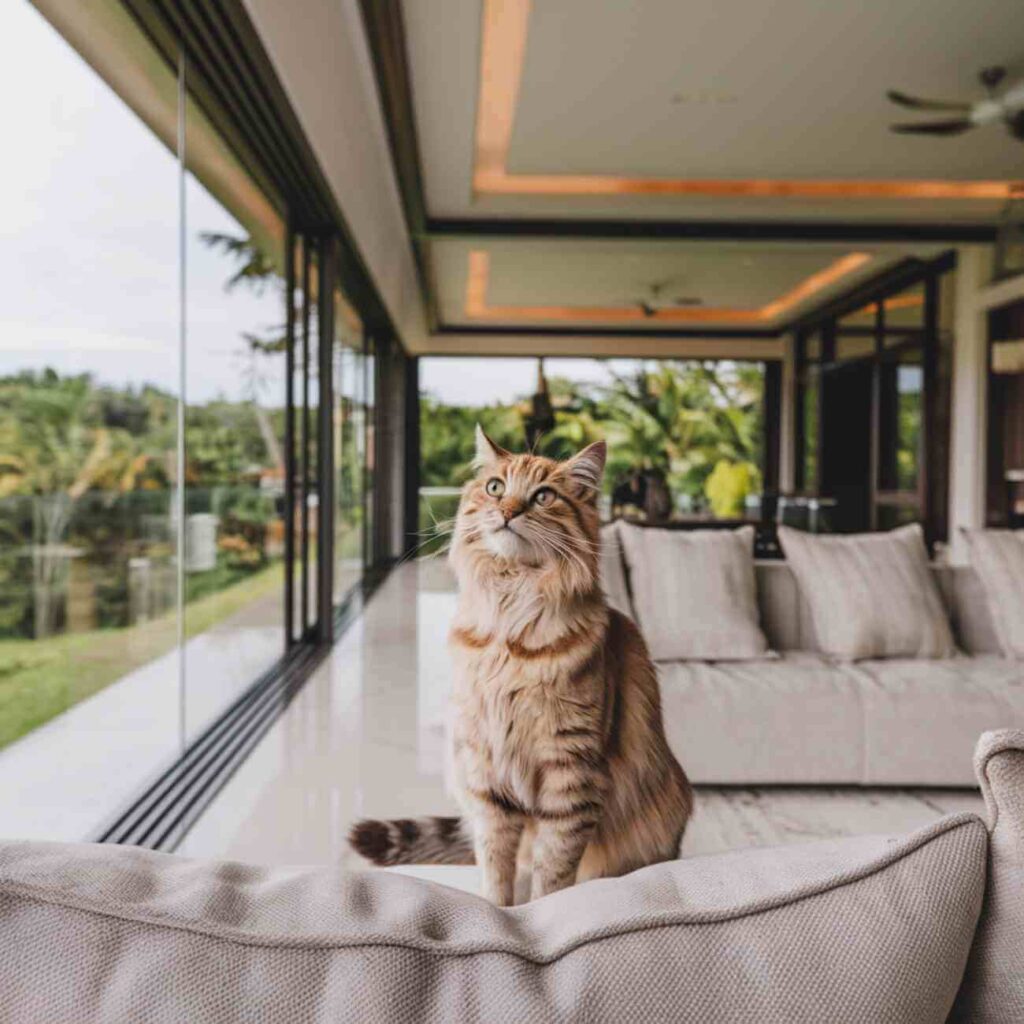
xmin=5 ymin=736 xmax=1022 ymax=1022
xmin=755 ymin=562 xmax=1001 ymax=656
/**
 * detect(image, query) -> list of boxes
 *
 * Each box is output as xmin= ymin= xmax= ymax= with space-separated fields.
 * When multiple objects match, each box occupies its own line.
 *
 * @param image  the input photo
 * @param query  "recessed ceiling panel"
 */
xmin=403 ymin=0 xmax=1023 ymax=222
xmin=432 ymin=238 xmax=929 ymax=329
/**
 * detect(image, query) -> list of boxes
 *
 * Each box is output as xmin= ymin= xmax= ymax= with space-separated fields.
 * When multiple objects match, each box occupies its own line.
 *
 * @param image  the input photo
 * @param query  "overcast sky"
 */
xmin=1 ymin=1 xmax=283 ymax=405
xmin=420 ymin=357 xmax=639 ymax=406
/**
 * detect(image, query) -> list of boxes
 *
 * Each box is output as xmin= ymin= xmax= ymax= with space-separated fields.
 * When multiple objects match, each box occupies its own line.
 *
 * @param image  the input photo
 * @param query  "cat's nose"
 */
xmin=500 ymin=501 xmax=525 ymax=523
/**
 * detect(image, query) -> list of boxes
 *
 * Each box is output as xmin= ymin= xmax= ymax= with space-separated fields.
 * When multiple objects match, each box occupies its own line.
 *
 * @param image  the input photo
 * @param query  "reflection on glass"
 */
xmin=877 ymin=504 xmax=919 ymax=530
xmin=835 ymin=336 xmax=875 ymax=361
xmin=0 ymin=0 xmax=180 ymax=838
xmin=182 ymin=157 xmax=287 ymax=739
xmin=365 ymin=337 xmax=376 ymax=566
xmin=291 ymin=243 xmax=320 ymax=636
xmin=883 ymin=284 xmax=926 ymax=336
xmin=805 ymin=332 xmax=822 ymax=362
xmin=334 ymin=290 xmax=365 ymax=603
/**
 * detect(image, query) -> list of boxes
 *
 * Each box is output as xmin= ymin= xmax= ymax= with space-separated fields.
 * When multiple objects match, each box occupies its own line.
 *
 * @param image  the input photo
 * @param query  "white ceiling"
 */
xmin=404 ymin=0 xmax=1024 ymax=223
xmin=401 ymin=0 xmax=1020 ymax=343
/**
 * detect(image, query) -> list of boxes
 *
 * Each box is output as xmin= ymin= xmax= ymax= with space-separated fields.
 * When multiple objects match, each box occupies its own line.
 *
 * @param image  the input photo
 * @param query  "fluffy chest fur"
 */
xmin=447 ymin=573 xmax=609 ymax=812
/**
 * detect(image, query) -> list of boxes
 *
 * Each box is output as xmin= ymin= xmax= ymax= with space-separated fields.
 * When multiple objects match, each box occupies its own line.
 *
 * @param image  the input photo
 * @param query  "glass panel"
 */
xmin=883 ymin=283 xmax=926 ymax=336
xmin=838 ymin=300 xmax=879 ymax=329
xmin=334 ymin=290 xmax=364 ymax=603
xmin=835 ymin=335 xmax=875 ymax=361
xmin=181 ymin=91 xmax=287 ymax=740
xmin=835 ymin=304 xmax=877 ymax=363
xmin=804 ymin=331 xmax=822 ymax=361
xmin=801 ymin=368 xmax=819 ymax=491
xmin=364 ymin=336 xmax=377 ymax=567
xmin=878 ymin=349 xmax=923 ymax=493
xmin=418 ymin=358 xmax=766 ymax=525
xmin=0 ymin=0 xmax=180 ymax=840
xmin=876 ymin=504 xmax=919 ymax=530
xmin=303 ymin=247 xmax=320 ymax=631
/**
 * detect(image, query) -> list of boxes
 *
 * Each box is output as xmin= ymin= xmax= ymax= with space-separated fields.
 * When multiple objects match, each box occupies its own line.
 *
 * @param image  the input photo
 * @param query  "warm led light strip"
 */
xmin=473 ymin=0 xmax=1019 ymax=202
xmin=853 ymin=292 xmax=925 ymax=318
xmin=464 ymin=249 xmax=872 ymax=324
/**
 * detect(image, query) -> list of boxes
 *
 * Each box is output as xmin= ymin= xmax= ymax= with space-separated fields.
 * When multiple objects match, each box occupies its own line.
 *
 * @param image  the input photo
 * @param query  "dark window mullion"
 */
xmin=300 ymin=235 xmax=311 ymax=636
xmin=283 ymin=220 xmax=296 ymax=647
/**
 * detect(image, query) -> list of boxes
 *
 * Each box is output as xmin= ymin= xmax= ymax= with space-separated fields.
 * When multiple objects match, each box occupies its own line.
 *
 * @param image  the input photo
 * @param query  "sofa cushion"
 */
xmin=599 ymin=521 xmax=632 ymax=617
xmin=658 ymin=654 xmax=864 ymax=784
xmin=778 ymin=524 xmax=955 ymax=661
xmin=0 ymin=815 xmax=986 ymax=1024
xmin=618 ymin=523 xmax=770 ymax=661
xmin=848 ymin=657 xmax=1024 ymax=787
xmin=963 ymin=529 xmax=1024 ymax=660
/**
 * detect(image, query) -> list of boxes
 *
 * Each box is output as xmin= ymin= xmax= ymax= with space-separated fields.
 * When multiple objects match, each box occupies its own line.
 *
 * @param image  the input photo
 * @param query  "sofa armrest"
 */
xmin=975 ymin=729 xmax=1024 ymax=848
xmin=951 ymin=730 xmax=1024 ymax=1023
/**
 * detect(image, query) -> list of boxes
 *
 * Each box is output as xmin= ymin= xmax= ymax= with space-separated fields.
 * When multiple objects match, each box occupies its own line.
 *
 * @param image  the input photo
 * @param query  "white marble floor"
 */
xmin=179 ymin=560 xmax=985 ymax=872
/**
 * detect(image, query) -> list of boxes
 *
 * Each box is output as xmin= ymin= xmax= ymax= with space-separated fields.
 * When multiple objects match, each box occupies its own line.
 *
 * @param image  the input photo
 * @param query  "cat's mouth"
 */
xmin=487 ymin=522 xmax=532 ymax=560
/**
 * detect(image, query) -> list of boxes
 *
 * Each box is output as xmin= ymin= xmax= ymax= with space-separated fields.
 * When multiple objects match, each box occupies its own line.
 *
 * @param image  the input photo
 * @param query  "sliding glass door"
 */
xmin=0 ymin=0 xmax=397 ymax=844
xmin=793 ymin=261 xmax=952 ymax=543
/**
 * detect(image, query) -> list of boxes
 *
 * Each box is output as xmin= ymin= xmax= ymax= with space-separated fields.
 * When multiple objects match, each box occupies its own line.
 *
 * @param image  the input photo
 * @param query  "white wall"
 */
xmin=243 ymin=0 xmax=427 ymax=352
xmin=948 ymin=246 xmax=993 ymax=562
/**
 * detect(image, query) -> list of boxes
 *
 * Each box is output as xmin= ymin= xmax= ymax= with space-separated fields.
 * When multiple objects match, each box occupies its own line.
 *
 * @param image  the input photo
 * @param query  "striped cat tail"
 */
xmin=348 ymin=815 xmax=475 ymax=866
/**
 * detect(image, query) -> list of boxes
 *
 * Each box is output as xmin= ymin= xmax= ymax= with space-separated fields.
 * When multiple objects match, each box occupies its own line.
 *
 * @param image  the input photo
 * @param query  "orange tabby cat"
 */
xmin=349 ymin=428 xmax=693 ymax=905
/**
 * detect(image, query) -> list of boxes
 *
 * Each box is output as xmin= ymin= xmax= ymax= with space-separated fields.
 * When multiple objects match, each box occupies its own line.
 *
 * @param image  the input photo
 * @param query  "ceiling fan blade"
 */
xmin=890 ymin=118 xmax=974 ymax=136
xmin=886 ymin=90 xmax=970 ymax=113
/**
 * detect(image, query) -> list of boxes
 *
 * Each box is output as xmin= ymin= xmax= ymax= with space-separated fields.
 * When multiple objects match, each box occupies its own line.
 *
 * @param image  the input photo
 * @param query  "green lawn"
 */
xmin=0 ymin=563 xmax=283 ymax=752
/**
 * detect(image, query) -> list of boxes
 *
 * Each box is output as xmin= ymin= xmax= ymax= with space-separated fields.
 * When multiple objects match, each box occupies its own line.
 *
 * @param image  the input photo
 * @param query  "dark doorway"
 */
xmin=820 ymin=360 xmax=873 ymax=533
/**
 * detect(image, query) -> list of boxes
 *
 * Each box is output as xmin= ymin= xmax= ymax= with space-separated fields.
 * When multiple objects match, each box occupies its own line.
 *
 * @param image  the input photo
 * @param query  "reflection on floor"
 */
xmin=180 ymin=560 xmax=985 ymax=873
xmin=0 ymin=593 xmax=283 ymax=843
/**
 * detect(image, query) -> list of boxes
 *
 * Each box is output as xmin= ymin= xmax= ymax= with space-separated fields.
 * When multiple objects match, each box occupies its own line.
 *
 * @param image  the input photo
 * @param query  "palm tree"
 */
xmin=584 ymin=361 xmax=763 ymax=507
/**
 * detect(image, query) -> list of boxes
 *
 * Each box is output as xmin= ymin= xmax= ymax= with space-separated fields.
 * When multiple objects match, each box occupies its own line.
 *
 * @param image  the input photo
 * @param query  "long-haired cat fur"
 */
xmin=349 ymin=427 xmax=692 ymax=905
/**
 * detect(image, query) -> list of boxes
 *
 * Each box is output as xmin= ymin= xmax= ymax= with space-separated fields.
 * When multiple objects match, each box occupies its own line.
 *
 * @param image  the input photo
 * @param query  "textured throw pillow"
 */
xmin=778 ymin=524 xmax=955 ymax=661
xmin=617 ymin=524 xmax=769 ymax=661
xmin=0 ymin=814 xmax=986 ymax=1023
xmin=962 ymin=529 xmax=1024 ymax=660
xmin=599 ymin=521 xmax=633 ymax=617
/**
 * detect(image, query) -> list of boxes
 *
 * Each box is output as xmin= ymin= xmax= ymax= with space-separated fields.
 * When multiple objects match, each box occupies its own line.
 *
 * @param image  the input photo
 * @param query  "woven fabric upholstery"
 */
xmin=0 ymin=814 xmax=985 ymax=1023
xmin=951 ymin=730 xmax=1024 ymax=1022
xmin=617 ymin=523 xmax=770 ymax=661
xmin=962 ymin=530 xmax=1024 ymax=659
xmin=778 ymin=524 xmax=955 ymax=661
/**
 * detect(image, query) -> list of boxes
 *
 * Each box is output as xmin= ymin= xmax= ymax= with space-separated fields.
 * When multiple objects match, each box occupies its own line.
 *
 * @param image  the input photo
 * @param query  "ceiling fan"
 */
xmin=636 ymin=280 xmax=703 ymax=317
xmin=887 ymin=66 xmax=1024 ymax=140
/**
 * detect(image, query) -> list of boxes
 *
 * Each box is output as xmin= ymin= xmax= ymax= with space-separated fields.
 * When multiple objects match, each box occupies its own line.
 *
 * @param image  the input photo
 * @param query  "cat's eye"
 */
xmin=485 ymin=477 xmax=505 ymax=497
xmin=532 ymin=487 xmax=556 ymax=507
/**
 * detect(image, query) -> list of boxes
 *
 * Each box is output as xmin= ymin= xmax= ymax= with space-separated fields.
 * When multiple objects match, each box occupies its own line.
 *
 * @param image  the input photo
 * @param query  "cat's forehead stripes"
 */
xmin=500 ymin=455 xmax=556 ymax=488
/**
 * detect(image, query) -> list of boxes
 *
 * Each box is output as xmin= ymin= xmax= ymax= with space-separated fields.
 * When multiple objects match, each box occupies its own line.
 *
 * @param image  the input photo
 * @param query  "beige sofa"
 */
xmin=0 ymin=731 xmax=1021 ymax=1023
xmin=614 ymin=553 xmax=1023 ymax=787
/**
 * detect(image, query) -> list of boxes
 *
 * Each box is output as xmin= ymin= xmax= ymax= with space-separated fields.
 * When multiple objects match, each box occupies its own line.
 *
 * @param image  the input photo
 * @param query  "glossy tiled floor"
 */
xmin=179 ymin=561 xmax=983 ymax=874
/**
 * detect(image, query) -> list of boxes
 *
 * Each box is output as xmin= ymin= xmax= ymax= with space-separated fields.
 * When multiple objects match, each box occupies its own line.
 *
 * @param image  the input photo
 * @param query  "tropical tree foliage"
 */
xmin=419 ymin=360 xmax=764 ymax=509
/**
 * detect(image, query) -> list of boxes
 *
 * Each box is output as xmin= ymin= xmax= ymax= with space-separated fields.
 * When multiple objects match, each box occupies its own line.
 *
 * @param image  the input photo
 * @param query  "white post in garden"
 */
xmin=185 ymin=513 xmax=218 ymax=573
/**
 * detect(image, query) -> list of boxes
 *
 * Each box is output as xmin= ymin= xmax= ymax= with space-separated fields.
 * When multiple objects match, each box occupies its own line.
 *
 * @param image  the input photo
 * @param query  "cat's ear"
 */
xmin=566 ymin=440 xmax=607 ymax=498
xmin=474 ymin=423 xmax=509 ymax=467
